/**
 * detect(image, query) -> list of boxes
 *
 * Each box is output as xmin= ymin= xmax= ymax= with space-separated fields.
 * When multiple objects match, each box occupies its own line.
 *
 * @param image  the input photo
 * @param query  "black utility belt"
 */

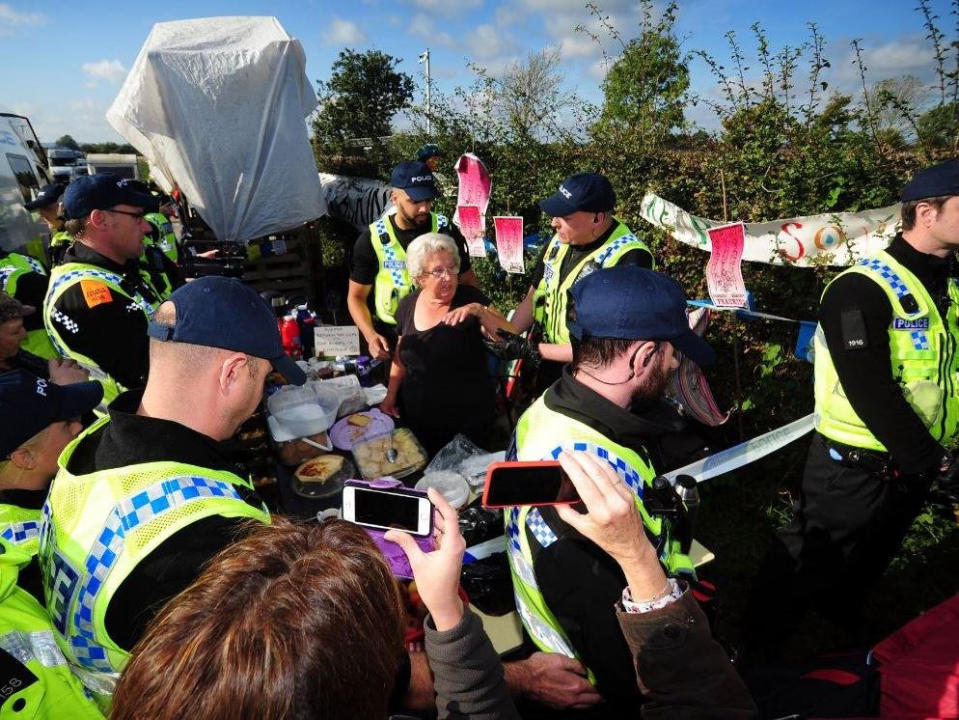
xmin=825 ymin=441 xmax=893 ymax=475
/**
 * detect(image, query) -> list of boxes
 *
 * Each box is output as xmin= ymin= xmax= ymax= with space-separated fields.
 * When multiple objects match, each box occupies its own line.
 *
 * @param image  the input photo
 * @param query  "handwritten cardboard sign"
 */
xmin=706 ymin=222 xmax=747 ymax=307
xmin=457 ymin=204 xmax=487 ymax=257
xmin=494 ymin=216 xmax=525 ymax=274
xmin=314 ymin=325 xmax=361 ymax=358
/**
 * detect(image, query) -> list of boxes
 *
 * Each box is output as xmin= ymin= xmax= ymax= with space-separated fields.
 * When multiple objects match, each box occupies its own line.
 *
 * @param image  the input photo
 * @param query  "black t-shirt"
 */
xmin=350 ymin=213 xmax=473 ymax=287
xmin=49 ymin=244 xmax=161 ymax=390
xmin=394 ymin=284 xmax=496 ymax=453
xmin=819 ymin=234 xmax=955 ymax=474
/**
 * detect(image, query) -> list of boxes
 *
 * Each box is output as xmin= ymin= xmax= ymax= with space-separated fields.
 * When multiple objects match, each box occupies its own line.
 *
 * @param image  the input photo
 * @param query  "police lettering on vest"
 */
xmin=814 ymin=249 xmax=959 ymax=451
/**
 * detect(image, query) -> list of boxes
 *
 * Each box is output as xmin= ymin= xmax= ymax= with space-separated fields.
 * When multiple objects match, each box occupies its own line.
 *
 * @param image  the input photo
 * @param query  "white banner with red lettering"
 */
xmin=639 ymin=193 xmax=900 ymax=267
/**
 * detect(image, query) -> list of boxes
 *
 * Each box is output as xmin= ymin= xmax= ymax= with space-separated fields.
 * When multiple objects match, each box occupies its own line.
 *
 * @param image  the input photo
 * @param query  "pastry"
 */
xmin=294 ymin=455 xmax=344 ymax=483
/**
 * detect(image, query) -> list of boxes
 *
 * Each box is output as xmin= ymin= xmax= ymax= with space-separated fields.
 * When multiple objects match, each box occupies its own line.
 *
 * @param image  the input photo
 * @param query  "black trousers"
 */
xmin=744 ymin=432 xmax=931 ymax=655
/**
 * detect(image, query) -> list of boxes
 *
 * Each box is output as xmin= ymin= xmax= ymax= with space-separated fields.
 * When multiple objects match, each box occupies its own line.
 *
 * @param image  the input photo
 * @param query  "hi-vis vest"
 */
xmin=50 ymin=231 xmax=73 ymax=250
xmin=0 ymin=252 xmax=57 ymax=360
xmin=144 ymin=213 xmax=177 ymax=264
xmin=138 ymin=238 xmax=173 ymax=301
xmin=43 ymin=263 xmax=159 ymax=413
xmin=532 ymin=220 xmax=651 ymax=344
xmin=38 ymin=417 xmax=270 ymax=705
xmin=507 ymin=397 xmax=693 ymax=680
xmin=815 ymin=250 xmax=959 ymax=451
xmin=0 ymin=505 xmax=41 ymax=558
xmin=0 ymin=539 xmax=104 ymax=719
xmin=368 ymin=212 xmax=449 ymax=325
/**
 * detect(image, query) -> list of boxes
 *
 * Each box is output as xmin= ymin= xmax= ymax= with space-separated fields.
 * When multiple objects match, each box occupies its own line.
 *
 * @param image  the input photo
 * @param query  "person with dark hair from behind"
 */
xmin=112 ymin=489 xmax=520 ymax=720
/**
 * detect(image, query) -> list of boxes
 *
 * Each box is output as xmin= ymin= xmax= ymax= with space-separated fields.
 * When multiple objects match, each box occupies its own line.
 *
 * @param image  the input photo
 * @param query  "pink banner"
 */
xmin=706 ymin=222 xmax=747 ymax=307
xmin=494 ymin=216 xmax=525 ymax=274
xmin=453 ymin=153 xmax=491 ymax=239
xmin=457 ymin=205 xmax=486 ymax=257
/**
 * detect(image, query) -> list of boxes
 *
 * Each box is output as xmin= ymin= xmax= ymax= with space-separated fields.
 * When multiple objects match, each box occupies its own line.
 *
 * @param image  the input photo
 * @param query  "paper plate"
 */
xmin=329 ymin=409 xmax=395 ymax=451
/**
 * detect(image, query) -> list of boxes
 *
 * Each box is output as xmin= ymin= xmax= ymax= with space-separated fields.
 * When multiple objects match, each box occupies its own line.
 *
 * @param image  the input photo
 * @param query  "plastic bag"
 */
xmin=424 ymin=434 xmax=505 ymax=489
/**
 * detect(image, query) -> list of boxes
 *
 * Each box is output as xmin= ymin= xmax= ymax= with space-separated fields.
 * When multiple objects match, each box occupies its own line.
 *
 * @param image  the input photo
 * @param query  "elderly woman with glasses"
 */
xmin=380 ymin=233 xmax=517 ymax=454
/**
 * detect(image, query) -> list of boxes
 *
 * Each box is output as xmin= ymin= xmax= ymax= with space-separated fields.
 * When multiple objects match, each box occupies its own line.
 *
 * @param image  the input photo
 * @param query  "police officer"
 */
xmin=2 ymin=186 xmax=60 ymax=360
xmin=24 ymin=183 xmax=72 ymax=267
xmin=0 ymin=372 xmax=104 ymax=719
xmin=145 ymin=195 xmax=180 ymax=265
xmin=748 ymin=159 xmax=959 ymax=655
xmin=510 ymin=173 xmax=653 ymax=394
xmin=347 ymin=160 xmax=477 ymax=360
xmin=38 ymin=277 xmax=306 ymax=707
xmin=42 ymin=175 xmax=162 ymax=413
xmin=506 ymin=266 xmax=714 ymax=715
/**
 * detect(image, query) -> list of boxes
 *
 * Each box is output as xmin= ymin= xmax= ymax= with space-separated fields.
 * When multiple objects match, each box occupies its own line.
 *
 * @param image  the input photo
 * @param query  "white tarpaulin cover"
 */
xmin=107 ymin=16 xmax=324 ymax=243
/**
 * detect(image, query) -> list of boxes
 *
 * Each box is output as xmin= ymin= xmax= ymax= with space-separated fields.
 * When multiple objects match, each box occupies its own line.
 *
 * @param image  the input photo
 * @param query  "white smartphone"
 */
xmin=341 ymin=482 xmax=433 ymax=537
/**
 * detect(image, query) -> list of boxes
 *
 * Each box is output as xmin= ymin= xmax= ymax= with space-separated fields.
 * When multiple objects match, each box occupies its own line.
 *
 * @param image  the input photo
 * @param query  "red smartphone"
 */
xmin=482 ymin=460 xmax=580 ymax=508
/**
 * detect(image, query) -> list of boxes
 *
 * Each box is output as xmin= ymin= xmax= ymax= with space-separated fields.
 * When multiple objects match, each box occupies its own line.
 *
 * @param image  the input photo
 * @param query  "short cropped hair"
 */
xmin=572 ymin=336 xmax=639 ymax=370
xmin=112 ymin=518 xmax=406 ymax=720
xmin=406 ymin=232 xmax=461 ymax=279
xmin=901 ymin=195 xmax=951 ymax=231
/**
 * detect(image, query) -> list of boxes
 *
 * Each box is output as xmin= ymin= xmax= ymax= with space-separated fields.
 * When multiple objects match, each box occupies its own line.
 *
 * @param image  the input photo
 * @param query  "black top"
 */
xmin=819 ymin=235 xmax=956 ymax=474
xmin=64 ymin=389 xmax=261 ymax=651
xmin=515 ymin=367 xmax=688 ymax=712
xmin=49 ymin=244 xmax=162 ymax=391
xmin=527 ymin=222 xmax=653 ymax=290
xmin=394 ymin=284 xmax=496 ymax=454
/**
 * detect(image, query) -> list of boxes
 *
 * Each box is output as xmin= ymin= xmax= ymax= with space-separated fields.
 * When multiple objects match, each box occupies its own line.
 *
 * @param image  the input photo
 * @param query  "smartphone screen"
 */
xmin=483 ymin=461 xmax=580 ymax=508
xmin=342 ymin=485 xmax=433 ymax=537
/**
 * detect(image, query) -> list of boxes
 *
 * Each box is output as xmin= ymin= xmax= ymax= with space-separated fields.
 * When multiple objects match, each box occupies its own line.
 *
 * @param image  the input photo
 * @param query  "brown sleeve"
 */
xmin=617 ymin=590 xmax=757 ymax=719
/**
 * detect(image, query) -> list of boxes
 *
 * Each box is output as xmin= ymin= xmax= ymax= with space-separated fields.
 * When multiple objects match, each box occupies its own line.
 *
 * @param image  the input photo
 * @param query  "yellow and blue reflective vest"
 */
xmin=532 ymin=220 xmax=651 ymax=344
xmin=368 ymin=211 xmax=448 ymax=325
xmin=814 ymin=249 xmax=959 ymax=451
xmin=0 ymin=538 xmax=104 ymax=718
xmin=38 ymin=417 xmax=270 ymax=706
xmin=43 ymin=263 xmax=158 ymax=414
xmin=0 ymin=252 xmax=57 ymax=360
xmin=507 ymin=396 xmax=692 ymax=682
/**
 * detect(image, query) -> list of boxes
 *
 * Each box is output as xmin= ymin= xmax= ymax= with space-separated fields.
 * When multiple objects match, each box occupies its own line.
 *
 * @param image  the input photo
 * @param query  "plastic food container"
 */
xmin=351 ymin=428 xmax=428 ymax=480
xmin=268 ymin=382 xmax=341 ymax=439
xmin=292 ymin=456 xmax=354 ymax=499
xmin=416 ymin=471 xmax=470 ymax=509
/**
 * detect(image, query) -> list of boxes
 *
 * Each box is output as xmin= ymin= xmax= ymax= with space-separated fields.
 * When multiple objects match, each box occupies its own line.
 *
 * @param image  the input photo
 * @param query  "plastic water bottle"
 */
xmin=280 ymin=314 xmax=302 ymax=359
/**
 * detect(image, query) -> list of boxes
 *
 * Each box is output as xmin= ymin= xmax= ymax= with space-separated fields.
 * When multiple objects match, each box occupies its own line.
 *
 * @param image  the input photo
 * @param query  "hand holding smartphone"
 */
xmin=482 ymin=460 xmax=581 ymax=508
xmin=341 ymin=481 xmax=433 ymax=537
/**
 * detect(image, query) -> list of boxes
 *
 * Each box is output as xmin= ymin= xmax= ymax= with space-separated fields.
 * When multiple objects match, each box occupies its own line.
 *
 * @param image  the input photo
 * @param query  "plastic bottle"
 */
xmin=280 ymin=314 xmax=302 ymax=359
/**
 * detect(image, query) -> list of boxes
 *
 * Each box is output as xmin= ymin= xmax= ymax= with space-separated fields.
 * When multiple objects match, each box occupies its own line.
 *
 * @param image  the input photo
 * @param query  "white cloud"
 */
xmin=81 ymin=59 xmax=128 ymax=86
xmin=0 ymin=3 xmax=45 ymax=26
xmin=466 ymin=23 xmax=518 ymax=63
xmin=861 ymin=39 xmax=931 ymax=74
xmin=11 ymin=98 xmax=123 ymax=144
xmin=408 ymin=13 xmax=454 ymax=47
xmin=322 ymin=17 xmax=368 ymax=46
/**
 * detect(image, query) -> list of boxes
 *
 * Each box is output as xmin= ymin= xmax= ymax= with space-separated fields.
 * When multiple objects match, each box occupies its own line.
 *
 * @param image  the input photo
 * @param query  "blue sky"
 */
xmin=0 ymin=0 xmax=953 ymax=143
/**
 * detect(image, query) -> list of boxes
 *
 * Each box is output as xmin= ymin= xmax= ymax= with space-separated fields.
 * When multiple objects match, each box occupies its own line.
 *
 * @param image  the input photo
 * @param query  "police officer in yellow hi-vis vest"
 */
xmin=510 ymin=173 xmax=654 ymax=395
xmin=24 ymin=182 xmax=72 ymax=269
xmin=42 ymin=175 xmax=164 ymax=415
xmin=0 ymin=371 xmax=105 ymax=718
xmin=348 ymin=160 xmax=477 ymax=361
xmin=747 ymin=160 xmax=959 ymax=657
xmin=507 ymin=266 xmax=715 ymax=715
xmin=39 ymin=277 xmax=306 ymax=708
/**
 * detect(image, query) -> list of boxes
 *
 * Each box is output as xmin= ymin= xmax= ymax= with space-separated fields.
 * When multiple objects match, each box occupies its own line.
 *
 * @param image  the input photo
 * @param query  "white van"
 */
xmin=0 ymin=113 xmax=49 ymax=256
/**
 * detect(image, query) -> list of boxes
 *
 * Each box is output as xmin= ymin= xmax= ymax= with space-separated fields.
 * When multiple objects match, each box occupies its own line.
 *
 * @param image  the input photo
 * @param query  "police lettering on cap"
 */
xmin=147 ymin=276 xmax=307 ymax=385
xmin=901 ymin=160 xmax=959 ymax=203
xmin=540 ymin=172 xmax=616 ymax=217
xmin=61 ymin=174 xmax=156 ymax=220
xmin=0 ymin=371 xmax=103 ymax=456
xmin=390 ymin=161 xmax=438 ymax=203
xmin=566 ymin=266 xmax=715 ymax=367
xmin=24 ymin=183 xmax=66 ymax=211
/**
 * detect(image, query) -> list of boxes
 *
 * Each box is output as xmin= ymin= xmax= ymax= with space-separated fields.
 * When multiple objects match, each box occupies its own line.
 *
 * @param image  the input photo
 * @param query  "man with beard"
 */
xmin=347 ymin=161 xmax=478 ymax=360
xmin=506 ymin=266 xmax=715 ymax=716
